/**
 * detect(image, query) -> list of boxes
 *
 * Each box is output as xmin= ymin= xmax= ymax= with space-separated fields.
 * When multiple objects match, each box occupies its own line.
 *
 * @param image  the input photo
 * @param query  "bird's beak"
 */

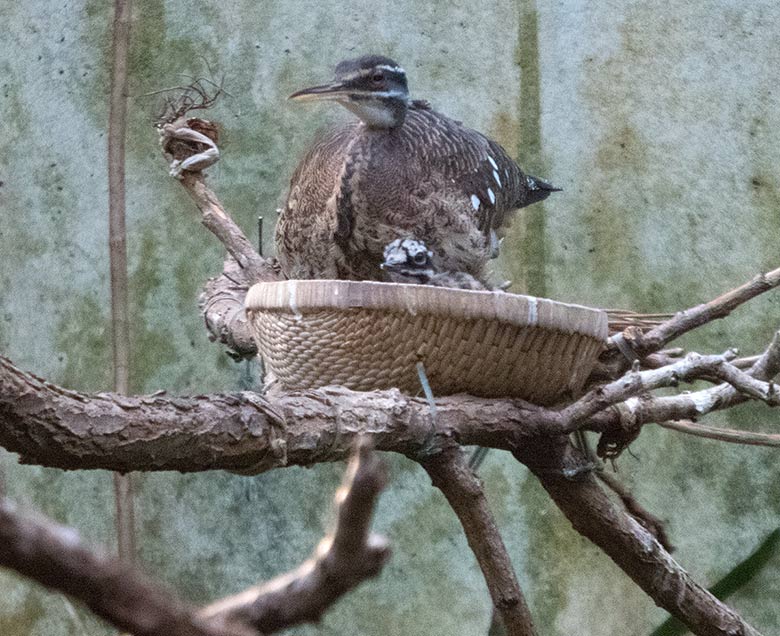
xmin=289 ymin=81 xmax=350 ymax=102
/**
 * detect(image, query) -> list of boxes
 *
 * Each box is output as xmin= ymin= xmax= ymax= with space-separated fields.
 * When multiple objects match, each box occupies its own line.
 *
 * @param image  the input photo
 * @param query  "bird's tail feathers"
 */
xmin=520 ymin=174 xmax=561 ymax=207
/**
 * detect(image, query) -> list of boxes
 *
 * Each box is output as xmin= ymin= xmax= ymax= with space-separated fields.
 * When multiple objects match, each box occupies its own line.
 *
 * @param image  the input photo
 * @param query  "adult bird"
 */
xmin=276 ymin=54 xmax=558 ymax=284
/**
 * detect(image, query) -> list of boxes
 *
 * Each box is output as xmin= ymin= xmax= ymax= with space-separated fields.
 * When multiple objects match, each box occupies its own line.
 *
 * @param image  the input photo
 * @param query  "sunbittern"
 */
xmin=276 ymin=54 xmax=558 ymax=284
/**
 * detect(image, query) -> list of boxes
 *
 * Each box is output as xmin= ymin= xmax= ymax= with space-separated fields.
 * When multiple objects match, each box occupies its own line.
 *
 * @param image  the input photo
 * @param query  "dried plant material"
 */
xmin=151 ymin=72 xmax=228 ymax=178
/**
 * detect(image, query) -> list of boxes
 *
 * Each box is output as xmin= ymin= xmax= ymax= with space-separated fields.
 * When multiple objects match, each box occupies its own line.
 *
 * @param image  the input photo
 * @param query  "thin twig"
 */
xmin=642 ymin=267 xmax=780 ymax=349
xmin=151 ymin=75 xmax=230 ymax=126
xmin=656 ymin=420 xmax=780 ymax=446
xmin=178 ymin=172 xmax=280 ymax=283
xmin=601 ymin=267 xmax=780 ymax=375
xmin=596 ymin=469 xmax=673 ymax=552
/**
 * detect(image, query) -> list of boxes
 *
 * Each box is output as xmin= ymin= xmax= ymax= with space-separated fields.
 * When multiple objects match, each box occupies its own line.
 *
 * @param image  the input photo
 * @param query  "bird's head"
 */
xmin=289 ymin=55 xmax=410 ymax=129
xmin=381 ymin=238 xmax=435 ymax=284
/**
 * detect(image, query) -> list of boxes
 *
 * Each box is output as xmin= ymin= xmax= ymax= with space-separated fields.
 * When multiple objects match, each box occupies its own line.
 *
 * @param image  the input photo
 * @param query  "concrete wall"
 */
xmin=1 ymin=1 xmax=778 ymax=634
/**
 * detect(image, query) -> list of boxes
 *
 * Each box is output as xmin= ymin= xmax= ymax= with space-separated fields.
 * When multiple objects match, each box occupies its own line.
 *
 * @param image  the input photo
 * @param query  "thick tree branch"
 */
xmin=0 ymin=497 xmax=250 ymax=636
xmin=0 ymin=353 xmax=550 ymax=471
xmin=201 ymin=439 xmax=389 ymax=632
xmin=2 ymin=336 xmax=779 ymax=472
xmin=513 ymin=439 xmax=763 ymax=636
xmin=421 ymin=449 xmax=536 ymax=636
xmin=0 ymin=354 xmax=289 ymax=473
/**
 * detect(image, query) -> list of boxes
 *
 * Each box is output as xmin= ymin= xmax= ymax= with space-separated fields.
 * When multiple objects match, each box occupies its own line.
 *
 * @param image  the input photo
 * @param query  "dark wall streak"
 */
xmin=515 ymin=0 xmax=547 ymax=297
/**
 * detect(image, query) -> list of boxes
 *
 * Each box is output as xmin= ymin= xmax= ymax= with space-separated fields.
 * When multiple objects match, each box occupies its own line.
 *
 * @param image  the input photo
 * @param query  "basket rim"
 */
xmin=246 ymin=280 xmax=608 ymax=340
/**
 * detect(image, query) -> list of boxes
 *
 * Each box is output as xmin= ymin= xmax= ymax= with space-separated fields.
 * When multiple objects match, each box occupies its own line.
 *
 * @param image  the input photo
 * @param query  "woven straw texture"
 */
xmin=246 ymin=280 xmax=608 ymax=404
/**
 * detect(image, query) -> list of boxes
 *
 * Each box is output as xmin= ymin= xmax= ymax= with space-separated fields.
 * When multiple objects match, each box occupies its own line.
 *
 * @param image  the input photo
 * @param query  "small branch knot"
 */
xmin=597 ymin=400 xmax=643 ymax=459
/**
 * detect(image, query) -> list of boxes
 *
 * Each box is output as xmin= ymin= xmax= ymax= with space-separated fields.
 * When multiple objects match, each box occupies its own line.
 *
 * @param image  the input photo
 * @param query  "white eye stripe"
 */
xmin=340 ymin=67 xmax=406 ymax=82
xmin=350 ymin=90 xmax=408 ymax=99
xmin=377 ymin=65 xmax=405 ymax=74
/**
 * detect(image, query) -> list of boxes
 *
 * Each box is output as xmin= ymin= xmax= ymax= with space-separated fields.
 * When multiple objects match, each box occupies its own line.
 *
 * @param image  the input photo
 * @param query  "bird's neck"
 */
xmin=343 ymin=96 xmax=408 ymax=129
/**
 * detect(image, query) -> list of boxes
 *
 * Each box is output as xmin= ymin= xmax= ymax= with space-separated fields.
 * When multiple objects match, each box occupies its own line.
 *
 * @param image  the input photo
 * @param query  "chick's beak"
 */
xmin=380 ymin=258 xmax=403 ymax=272
xmin=288 ymin=81 xmax=350 ymax=102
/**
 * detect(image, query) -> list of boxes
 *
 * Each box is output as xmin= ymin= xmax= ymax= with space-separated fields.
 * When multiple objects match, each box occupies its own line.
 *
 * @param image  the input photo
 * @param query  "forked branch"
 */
xmin=601 ymin=267 xmax=780 ymax=375
xmin=201 ymin=439 xmax=390 ymax=633
xmin=0 ymin=442 xmax=389 ymax=636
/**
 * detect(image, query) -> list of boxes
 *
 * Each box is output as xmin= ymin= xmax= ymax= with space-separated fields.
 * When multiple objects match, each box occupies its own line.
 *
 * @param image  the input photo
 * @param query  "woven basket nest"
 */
xmin=246 ymin=280 xmax=608 ymax=404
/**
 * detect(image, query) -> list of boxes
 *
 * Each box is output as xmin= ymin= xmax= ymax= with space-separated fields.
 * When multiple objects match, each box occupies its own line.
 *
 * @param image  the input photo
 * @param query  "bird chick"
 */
xmin=381 ymin=238 xmax=488 ymax=291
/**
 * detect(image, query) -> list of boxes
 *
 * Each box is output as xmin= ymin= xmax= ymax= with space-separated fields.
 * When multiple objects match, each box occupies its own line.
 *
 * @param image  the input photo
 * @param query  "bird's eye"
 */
xmin=371 ymin=73 xmax=384 ymax=84
xmin=413 ymin=252 xmax=427 ymax=265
